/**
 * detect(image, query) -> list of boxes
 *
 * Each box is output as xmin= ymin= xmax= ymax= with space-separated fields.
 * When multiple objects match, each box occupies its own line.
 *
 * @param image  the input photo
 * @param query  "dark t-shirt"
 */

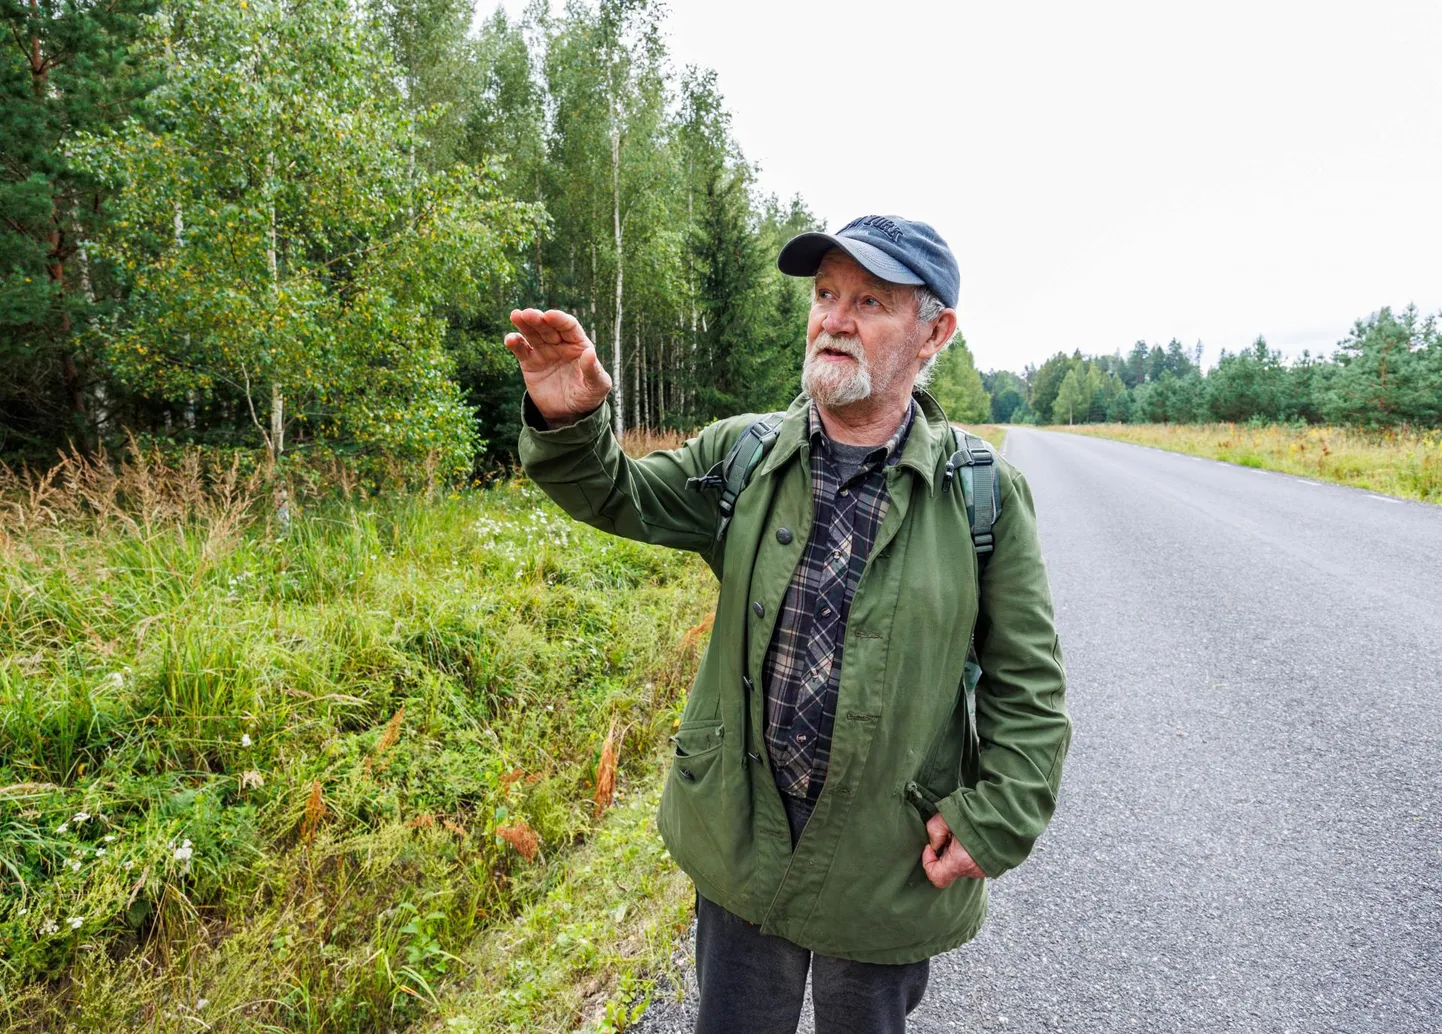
xmin=828 ymin=439 xmax=884 ymax=485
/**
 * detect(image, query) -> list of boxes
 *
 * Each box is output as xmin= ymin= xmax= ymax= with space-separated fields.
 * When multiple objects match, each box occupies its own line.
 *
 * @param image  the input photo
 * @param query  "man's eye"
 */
xmin=863 ymin=297 xmax=880 ymax=307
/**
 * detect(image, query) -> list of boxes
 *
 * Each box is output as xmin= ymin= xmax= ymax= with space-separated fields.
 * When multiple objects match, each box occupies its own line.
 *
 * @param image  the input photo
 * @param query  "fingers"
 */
xmin=508 ymin=308 xmax=590 ymax=348
xmin=509 ymin=308 xmax=558 ymax=347
xmin=925 ymin=812 xmax=951 ymax=854
xmin=920 ymin=831 xmax=983 ymax=889
xmin=540 ymin=309 xmax=588 ymax=344
xmin=921 ymin=844 xmax=952 ymax=889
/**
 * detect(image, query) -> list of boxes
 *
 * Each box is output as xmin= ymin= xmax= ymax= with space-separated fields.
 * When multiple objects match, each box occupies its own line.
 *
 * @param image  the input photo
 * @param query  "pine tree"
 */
xmin=0 ymin=0 xmax=160 ymax=458
xmin=927 ymin=335 xmax=991 ymax=423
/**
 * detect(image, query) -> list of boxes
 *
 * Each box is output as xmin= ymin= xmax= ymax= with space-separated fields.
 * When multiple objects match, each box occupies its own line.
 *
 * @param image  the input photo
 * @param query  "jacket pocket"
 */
xmin=658 ymin=719 xmax=731 ymax=890
xmin=904 ymin=779 xmax=943 ymax=822
xmin=669 ymin=719 xmax=725 ymax=785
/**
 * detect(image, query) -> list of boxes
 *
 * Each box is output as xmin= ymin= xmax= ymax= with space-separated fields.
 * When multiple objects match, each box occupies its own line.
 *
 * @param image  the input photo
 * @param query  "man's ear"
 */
xmin=916 ymin=309 xmax=958 ymax=362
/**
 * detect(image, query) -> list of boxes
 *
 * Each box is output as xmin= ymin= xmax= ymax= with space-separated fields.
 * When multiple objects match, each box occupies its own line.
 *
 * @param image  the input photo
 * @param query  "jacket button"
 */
xmin=752 ymin=601 xmax=765 ymax=618
xmin=775 ymin=527 xmax=793 ymax=544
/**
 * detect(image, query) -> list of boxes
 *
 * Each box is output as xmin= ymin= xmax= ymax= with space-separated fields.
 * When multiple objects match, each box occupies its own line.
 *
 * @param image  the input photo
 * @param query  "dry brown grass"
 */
xmin=495 ymin=820 xmax=539 ymax=862
xmin=619 ymin=425 xmax=693 ymax=458
xmin=0 ymin=436 xmax=266 ymax=538
xmin=592 ymin=719 xmax=619 ymax=819
xmin=0 ymin=437 xmax=463 ymax=545
xmin=1056 ymin=422 xmax=1442 ymax=503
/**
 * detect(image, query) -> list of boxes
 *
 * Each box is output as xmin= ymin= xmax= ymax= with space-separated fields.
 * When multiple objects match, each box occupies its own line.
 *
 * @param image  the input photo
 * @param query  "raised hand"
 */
xmin=505 ymin=309 xmax=613 ymax=427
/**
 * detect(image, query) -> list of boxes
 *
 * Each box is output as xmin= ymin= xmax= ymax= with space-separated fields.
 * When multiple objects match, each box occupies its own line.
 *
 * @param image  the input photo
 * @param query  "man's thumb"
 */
xmin=926 ymin=814 xmax=950 ymax=853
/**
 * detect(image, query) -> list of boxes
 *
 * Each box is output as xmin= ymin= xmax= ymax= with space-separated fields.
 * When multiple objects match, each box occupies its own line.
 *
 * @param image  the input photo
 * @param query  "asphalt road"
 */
xmin=634 ymin=427 xmax=1442 ymax=1034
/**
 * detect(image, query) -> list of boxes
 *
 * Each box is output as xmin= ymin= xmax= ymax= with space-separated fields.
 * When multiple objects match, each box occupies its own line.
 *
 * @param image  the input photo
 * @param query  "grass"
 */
xmin=1050 ymin=423 xmax=1442 ymax=503
xmin=0 ymin=444 xmax=717 ymax=1032
xmin=955 ymin=424 xmax=1007 ymax=452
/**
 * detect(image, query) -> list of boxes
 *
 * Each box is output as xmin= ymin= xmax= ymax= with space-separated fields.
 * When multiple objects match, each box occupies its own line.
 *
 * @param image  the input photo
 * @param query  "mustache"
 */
xmin=809 ymin=332 xmax=865 ymax=362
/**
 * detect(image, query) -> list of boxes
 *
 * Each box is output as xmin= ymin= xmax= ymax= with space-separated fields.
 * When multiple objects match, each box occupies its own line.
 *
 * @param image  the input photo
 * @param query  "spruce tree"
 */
xmin=0 ymin=0 xmax=160 ymax=459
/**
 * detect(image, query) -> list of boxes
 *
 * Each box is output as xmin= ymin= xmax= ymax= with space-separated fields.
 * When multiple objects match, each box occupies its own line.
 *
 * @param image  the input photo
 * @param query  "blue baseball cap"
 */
xmin=777 ymin=215 xmax=959 ymax=309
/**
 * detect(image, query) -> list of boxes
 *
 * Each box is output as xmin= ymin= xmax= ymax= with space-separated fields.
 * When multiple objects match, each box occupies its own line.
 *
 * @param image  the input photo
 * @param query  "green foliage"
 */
xmin=71 ymin=0 xmax=538 ymax=480
xmin=926 ymin=335 xmax=991 ymax=423
xmin=0 ymin=475 xmax=716 ymax=1030
xmin=1318 ymin=306 xmax=1442 ymax=427
xmin=1005 ymin=309 xmax=1442 ymax=431
xmin=1026 ymin=352 xmax=1072 ymax=424
xmin=1205 ymin=337 xmax=1289 ymax=422
xmin=0 ymin=0 xmax=161 ymax=460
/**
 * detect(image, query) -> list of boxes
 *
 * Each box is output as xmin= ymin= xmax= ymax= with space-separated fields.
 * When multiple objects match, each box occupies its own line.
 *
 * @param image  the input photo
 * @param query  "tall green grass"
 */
xmin=0 ymin=448 xmax=714 ymax=1032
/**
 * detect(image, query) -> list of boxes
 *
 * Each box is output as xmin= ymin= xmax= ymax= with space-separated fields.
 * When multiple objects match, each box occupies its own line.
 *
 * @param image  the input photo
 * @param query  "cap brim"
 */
xmin=777 ymin=232 xmax=925 ymax=287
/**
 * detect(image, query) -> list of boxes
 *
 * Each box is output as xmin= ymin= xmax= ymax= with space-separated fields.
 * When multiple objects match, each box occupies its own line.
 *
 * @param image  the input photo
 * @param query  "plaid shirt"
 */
xmin=761 ymin=397 xmax=916 ymax=800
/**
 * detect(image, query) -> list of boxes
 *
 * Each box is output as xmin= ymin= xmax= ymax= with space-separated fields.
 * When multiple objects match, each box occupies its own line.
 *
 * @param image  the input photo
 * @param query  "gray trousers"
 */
xmin=693 ymin=794 xmax=931 ymax=1034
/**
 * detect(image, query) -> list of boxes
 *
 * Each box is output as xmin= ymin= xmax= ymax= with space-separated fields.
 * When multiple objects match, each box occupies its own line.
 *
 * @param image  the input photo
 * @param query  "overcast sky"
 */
xmin=497 ymin=0 xmax=1442 ymax=373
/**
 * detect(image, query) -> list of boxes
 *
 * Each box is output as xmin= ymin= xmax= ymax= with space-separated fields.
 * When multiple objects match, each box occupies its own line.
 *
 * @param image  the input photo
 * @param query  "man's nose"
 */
xmin=821 ymin=303 xmax=856 ymax=336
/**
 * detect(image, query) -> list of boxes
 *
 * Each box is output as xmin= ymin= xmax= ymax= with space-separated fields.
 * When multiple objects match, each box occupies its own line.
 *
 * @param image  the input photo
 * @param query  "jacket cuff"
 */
xmin=519 ymin=393 xmax=609 ymax=442
xmin=937 ymin=792 xmax=1005 ymax=880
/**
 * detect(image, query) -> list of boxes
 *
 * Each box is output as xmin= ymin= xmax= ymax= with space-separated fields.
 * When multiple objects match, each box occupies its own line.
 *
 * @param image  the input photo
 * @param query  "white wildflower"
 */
xmin=17 ymin=907 xmax=26 ymax=916
xmin=101 ymin=671 xmax=124 ymax=691
xmin=68 ymin=916 xmax=83 ymax=930
xmin=68 ymin=859 xmax=81 ymax=872
xmin=241 ymin=733 xmax=253 ymax=748
xmin=40 ymin=919 xmax=58 ymax=935
xmin=96 ymin=847 xmax=106 ymax=856
xmin=196 ymin=999 xmax=209 ymax=1010
xmin=103 ymin=834 xmax=116 ymax=842
xmin=73 ymin=811 xmax=90 ymax=824
xmin=56 ymin=823 xmax=69 ymax=834
xmin=240 ymin=770 xmax=264 ymax=789
xmin=123 ymin=859 xmax=135 ymax=870
xmin=174 ymin=840 xmax=193 ymax=864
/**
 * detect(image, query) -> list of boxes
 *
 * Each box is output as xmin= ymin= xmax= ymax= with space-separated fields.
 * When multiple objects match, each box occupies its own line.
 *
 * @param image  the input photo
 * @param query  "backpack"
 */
xmin=686 ymin=413 xmax=1002 ymax=731
xmin=687 ymin=413 xmax=1002 ymax=580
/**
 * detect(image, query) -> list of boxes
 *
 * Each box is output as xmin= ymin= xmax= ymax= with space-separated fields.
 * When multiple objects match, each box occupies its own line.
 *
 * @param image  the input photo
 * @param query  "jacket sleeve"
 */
xmin=516 ymin=393 xmax=734 ymax=556
xmin=936 ymin=458 xmax=1072 ymax=878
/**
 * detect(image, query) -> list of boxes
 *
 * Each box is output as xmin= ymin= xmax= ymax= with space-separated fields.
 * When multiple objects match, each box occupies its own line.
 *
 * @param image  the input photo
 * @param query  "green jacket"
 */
xmin=518 ymin=389 xmax=1070 ymax=964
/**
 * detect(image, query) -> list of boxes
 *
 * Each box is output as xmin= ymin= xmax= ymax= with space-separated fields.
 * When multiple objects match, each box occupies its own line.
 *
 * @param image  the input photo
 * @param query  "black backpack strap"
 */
xmin=686 ymin=413 xmax=785 ymax=550
xmin=945 ymin=426 xmax=1003 ymax=735
xmin=942 ymin=427 xmax=1001 ymax=574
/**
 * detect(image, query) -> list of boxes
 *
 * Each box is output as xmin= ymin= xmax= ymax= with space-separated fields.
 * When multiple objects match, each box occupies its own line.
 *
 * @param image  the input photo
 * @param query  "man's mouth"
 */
xmin=816 ymin=347 xmax=856 ymax=361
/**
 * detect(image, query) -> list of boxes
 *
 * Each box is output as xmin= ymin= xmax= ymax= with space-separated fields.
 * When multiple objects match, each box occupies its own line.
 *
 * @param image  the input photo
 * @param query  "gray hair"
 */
xmin=913 ymin=285 xmax=952 ymax=389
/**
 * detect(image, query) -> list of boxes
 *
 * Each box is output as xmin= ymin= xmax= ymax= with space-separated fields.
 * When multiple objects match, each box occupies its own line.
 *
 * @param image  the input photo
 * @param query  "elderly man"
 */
xmin=506 ymin=215 xmax=1070 ymax=1034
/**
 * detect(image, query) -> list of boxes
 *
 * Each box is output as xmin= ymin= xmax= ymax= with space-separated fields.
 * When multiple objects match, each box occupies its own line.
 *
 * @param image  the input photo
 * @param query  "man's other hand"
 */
xmin=505 ymin=308 xmax=613 ymax=427
xmin=921 ymin=812 xmax=986 ymax=888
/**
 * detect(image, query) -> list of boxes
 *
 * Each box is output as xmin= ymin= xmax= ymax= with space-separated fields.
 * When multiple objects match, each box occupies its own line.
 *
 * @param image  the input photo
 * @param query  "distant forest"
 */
xmin=985 ymin=306 xmax=1442 ymax=431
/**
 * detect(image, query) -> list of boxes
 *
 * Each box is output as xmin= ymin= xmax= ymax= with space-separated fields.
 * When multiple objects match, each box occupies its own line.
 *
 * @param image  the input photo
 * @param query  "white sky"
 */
xmin=495 ymin=0 xmax=1442 ymax=373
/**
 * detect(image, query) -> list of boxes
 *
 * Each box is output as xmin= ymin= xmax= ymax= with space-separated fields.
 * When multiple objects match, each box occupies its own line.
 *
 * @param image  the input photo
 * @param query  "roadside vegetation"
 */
xmin=0 ymin=444 xmax=716 ymax=1033
xmin=1052 ymin=423 xmax=1442 ymax=503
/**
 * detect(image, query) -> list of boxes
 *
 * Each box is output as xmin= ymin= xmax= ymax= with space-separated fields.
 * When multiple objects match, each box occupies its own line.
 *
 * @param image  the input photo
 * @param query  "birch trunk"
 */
xmin=610 ymin=118 xmax=624 ymax=439
xmin=266 ymin=153 xmax=283 ymax=463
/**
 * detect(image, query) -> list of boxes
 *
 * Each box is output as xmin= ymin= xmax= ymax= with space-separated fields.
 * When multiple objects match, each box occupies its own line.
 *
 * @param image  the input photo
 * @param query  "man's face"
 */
xmin=802 ymin=250 xmax=926 ymax=410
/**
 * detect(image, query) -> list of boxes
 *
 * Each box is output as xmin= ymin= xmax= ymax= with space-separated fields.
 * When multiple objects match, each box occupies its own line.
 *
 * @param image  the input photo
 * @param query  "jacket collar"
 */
xmin=756 ymin=388 xmax=953 ymax=493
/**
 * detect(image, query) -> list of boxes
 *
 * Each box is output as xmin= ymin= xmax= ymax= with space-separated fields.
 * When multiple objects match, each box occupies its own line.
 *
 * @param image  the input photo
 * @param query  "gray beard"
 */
xmin=802 ymin=333 xmax=872 ymax=407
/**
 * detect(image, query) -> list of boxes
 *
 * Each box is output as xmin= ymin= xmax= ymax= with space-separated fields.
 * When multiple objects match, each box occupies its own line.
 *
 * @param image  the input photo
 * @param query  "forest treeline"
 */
xmin=2 ymin=0 xmax=993 ymax=477
xmin=986 ymin=305 xmax=1442 ymax=430
xmin=7 ymin=0 xmax=1429 ymax=483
